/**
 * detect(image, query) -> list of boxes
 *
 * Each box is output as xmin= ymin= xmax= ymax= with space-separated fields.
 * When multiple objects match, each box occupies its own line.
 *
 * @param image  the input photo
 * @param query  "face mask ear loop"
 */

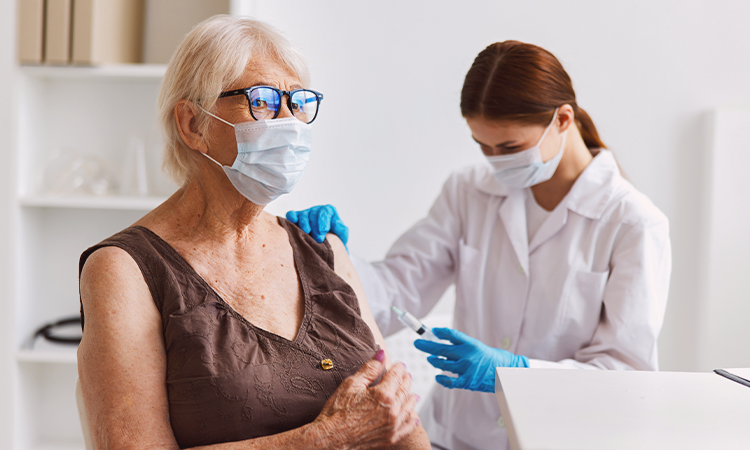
xmin=200 ymin=151 xmax=224 ymax=168
xmin=199 ymin=106 xmax=236 ymax=128
xmin=196 ymin=106 xmax=235 ymax=167
xmin=536 ymin=107 xmax=560 ymax=146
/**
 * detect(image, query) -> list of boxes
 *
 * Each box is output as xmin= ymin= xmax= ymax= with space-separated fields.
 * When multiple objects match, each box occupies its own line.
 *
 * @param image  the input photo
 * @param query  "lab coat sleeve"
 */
xmin=528 ymin=219 xmax=671 ymax=370
xmin=351 ymin=174 xmax=464 ymax=336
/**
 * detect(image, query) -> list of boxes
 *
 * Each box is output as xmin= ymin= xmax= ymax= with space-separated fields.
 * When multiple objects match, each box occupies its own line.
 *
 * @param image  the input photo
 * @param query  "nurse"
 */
xmin=288 ymin=40 xmax=671 ymax=450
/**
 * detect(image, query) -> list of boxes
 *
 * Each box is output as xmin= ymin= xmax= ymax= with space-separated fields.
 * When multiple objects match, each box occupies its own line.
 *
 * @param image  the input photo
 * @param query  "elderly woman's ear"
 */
xmin=174 ymin=100 xmax=208 ymax=153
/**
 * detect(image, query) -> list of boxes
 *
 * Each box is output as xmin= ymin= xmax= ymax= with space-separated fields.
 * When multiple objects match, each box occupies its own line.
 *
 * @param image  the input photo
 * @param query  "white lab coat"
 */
xmin=352 ymin=150 xmax=671 ymax=450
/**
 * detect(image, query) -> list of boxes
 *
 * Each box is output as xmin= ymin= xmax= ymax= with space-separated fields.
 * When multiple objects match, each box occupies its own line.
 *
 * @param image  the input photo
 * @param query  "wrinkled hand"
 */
xmin=286 ymin=205 xmax=349 ymax=247
xmin=314 ymin=350 xmax=419 ymax=449
xmin=414 ymin=327 xmax=529 ymax=393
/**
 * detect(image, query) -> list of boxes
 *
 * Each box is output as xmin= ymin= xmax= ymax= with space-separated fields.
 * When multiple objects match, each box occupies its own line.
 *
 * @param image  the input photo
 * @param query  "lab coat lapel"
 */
xmin=528 ymin=150 xmax=622 ymax=253
xmin=498 ymin=189 xmax=529 ymax=275
xmin=529 ymin=205 xmax=568 ymax=253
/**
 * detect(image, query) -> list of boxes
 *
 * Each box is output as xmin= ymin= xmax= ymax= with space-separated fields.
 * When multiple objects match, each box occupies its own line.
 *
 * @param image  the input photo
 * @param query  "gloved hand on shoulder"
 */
xmin=414 ymin=327 xmax=529 ymax=393
xmin=286 ymin=204 xmax=349 ymax=248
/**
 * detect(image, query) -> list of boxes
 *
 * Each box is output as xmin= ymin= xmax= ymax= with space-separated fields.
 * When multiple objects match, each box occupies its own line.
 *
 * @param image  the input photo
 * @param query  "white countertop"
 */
xmin=495 ymin=367 xmax=750 ymax=450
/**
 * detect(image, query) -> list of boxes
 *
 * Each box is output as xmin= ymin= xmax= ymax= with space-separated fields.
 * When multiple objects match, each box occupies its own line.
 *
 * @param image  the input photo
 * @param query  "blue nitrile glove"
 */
xmin=413 ymin=327 xmax=529 ymax=393
xmin=286 ymin=204 xmax=349 ymax=248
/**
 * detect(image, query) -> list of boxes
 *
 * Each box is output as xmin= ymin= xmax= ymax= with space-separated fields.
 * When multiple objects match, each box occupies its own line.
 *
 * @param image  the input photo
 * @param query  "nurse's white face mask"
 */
xmin=485 ymin=108 xmax=567 ymax=189
xmin=200 ymin=108 xmax=312 ymax=206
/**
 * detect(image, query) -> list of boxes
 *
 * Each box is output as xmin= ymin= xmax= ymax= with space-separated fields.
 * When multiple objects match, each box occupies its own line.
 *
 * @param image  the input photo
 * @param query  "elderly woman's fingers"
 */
xmin=373 ymin=361 xmax=408 ymax=401
xmin=313 ymin=352 xmax=424 ymax=449
xmin=388 ymin=394 xmax=420 ymax=445
xmin=399 ymin=393 xmax=419 ymax=426
xmin=393 ymin=366 xmax=413 ymax=406
xmin=345 ymin=349 xmax=386 ymax=390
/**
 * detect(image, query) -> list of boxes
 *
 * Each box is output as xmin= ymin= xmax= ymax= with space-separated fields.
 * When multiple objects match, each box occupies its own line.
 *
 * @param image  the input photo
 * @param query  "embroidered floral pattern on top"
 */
xmin=79 ymin=219 xmax=380 ymax=448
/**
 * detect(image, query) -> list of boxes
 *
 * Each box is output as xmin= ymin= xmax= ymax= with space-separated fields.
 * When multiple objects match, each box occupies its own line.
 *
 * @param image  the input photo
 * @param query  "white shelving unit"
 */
xmin=11 ymin=63 xmax=174 ymax=450
xmin=2 ymin=2 xmax=256 ymax=448
xmin=21 ymin=64 xmax=167 ymax=81
xmin=19 ymin=195 xmax=167 ymax=211
xmin=17 ymin=349 xmax=78 ymax=365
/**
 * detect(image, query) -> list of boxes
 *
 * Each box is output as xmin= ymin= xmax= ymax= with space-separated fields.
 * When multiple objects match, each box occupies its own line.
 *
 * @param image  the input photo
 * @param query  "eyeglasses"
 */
xmin=218 ymin=86 xmax=324 ymax=124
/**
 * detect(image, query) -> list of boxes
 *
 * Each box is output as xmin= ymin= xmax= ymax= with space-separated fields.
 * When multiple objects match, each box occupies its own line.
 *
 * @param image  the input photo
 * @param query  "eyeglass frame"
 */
xmin=218 ymin=85 xmax=324 ymax=124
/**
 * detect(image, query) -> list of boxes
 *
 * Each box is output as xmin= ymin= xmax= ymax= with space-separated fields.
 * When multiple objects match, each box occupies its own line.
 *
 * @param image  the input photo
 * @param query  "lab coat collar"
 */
xmin=475 ymin=149 xmax=623 ymax=220
xmin=562 ymin=150 xmax=623 ymax=220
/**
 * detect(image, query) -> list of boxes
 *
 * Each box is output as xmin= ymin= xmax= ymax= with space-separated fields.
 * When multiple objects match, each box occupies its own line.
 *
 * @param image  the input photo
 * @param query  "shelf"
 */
xmin=20 ymin=195 xmax=167 ymax=211
xmin=21 ymin=64 xmax=166 ymax=81
xmin=31 ymin=440 xmax=85 ymax=450
xmin=17 ymin=348 xmax=78 ymax=365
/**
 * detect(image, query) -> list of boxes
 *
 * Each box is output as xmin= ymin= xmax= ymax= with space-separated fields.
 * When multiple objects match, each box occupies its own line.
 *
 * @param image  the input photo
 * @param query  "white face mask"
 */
xmin=201 ymin=109 xmax=312 ymax=205
xmin=485 ymin=108 xmax=567 ymax=189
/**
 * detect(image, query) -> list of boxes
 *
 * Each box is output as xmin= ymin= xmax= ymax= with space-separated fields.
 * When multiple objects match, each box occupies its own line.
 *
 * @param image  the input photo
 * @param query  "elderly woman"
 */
xmin=77 ymin=16 xmax=430 ymax=449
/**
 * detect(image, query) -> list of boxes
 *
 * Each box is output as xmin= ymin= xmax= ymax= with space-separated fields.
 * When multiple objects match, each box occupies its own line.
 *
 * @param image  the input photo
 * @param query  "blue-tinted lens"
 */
xmin=290 ymin=90 xmax=319 ymax=124
xmin=249 ymin=87 xmax=281 ymax=119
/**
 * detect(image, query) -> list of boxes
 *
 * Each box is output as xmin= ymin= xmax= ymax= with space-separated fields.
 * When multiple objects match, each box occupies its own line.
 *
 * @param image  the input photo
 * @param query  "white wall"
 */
xmin=0 ymin=0 xmax=18 ymax=448
xmin=699 ymin=110 xmax=750 ymax=370
xmin=255 ymin=0 xmax=750 ymax=372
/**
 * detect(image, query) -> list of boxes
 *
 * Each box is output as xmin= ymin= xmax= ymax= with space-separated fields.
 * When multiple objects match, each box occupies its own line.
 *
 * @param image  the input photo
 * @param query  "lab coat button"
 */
xmin=497 ymin=416 xmax=505 ymax=428
xmin=501 ymin=337 xmax=512 ymax=350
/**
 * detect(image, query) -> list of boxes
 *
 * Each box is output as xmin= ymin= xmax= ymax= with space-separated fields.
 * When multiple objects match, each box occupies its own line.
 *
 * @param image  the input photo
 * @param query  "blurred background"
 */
xmin=254 ymin=0 xmax=750 ymax=374
xmin=2 ymin=1 xmax=750 ymax=448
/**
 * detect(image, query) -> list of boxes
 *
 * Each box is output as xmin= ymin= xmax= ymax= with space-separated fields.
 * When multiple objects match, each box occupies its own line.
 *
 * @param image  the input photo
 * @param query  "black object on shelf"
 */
xmin=33 ymin=316 xmax=82 ymax=346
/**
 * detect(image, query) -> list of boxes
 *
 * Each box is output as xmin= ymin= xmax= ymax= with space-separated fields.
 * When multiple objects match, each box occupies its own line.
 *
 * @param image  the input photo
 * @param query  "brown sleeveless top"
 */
xmin=79 ymin=218 xmax=380 ymax=448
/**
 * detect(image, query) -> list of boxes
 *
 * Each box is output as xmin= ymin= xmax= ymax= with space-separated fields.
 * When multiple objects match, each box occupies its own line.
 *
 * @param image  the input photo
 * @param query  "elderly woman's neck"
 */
xmin=172 ymin=173 xmax=269 ymax=241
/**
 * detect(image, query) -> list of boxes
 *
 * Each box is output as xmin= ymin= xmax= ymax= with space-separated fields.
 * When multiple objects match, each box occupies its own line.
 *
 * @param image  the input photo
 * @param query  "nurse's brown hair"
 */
xmin=461 ymin=41 xmax=606 ymax=151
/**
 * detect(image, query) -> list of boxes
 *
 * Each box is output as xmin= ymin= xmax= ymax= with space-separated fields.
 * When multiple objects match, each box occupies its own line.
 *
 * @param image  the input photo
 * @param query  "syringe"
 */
xmin=392 ymin=306 xmax=442 ymax=342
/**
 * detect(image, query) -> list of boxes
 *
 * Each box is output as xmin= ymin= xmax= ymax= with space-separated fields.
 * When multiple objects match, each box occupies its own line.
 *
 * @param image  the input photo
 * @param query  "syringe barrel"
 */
xmin=397 ymin=311 xmax=423 ymax=332
xmin=397 ymin=312 xmax=442 ymax=341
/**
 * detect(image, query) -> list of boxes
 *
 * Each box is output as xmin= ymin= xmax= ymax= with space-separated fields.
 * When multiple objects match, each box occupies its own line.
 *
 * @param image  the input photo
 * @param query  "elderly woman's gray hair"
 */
xmin=157 ymin=15 xmax=310 ymax=184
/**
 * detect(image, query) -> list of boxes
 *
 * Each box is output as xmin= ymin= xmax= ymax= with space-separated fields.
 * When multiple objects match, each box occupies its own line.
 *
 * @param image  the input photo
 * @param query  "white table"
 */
xmin=495 ymin=367 xmax=750 ymax=450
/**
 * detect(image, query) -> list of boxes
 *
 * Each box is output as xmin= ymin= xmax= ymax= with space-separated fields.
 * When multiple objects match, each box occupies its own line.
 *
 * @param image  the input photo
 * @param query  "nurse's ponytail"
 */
xmin=461 ymin=41 xmax=606 ymax=152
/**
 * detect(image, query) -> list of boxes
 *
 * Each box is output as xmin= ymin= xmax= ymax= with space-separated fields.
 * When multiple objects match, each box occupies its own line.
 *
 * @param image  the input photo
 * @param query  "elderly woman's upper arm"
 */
xmin=78 ymin=246 xmax=178 ymax=450
xmin=327 ymin=234 xmax=392 ymax=367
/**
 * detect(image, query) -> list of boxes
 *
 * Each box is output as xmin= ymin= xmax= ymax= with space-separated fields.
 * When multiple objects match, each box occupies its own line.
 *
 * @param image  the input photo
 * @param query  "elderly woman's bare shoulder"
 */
xmin=326 ymin=233 xmax=346 ymax=255
xmin=327 ymin=234 xmax=361 ymax=286
xmin=81 ymin=246 xmax=141 ymax=285
xmin=80 ymin=246 xmax=154 ymax=313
